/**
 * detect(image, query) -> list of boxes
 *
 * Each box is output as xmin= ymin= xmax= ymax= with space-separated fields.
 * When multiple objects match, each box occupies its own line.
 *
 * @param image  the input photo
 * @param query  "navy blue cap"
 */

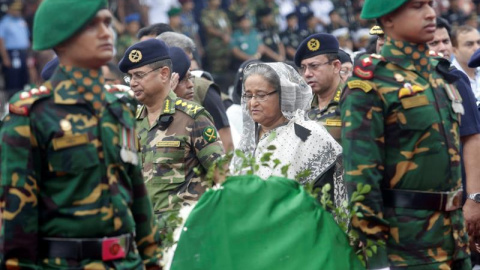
xmin=294 ymin=33 xmax=339 ymax=67
xmin=125 ymin=13 xmax=140 ymax=24
xmin=41 ymin=57 xmax=59 ymax=80
xmin=118 ymin=39 xmax=170 ymax=73
xmin=338 ymin=49 xmax=352 ymax=64
xmin=468 ymin=48 xmax=480 ymax=68
xmin=169 ymin=46 xmax=191 ymax=81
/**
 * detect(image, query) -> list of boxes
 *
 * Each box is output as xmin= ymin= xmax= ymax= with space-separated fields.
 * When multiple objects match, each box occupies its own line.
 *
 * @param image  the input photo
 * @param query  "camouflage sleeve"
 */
xmin=129 ymin=130 xmax=162 ymax=267
xmin=191 ymin=113 xmax=225 ymax=170
xmin=340 ymin=82 xmax=390 ymax=269
xmin=0 ymin=114 xmax=41 ymax=269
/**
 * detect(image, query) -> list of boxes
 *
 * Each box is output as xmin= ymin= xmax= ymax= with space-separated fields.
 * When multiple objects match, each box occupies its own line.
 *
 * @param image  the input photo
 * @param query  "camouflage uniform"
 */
xmin=200 ymin=8 xmax=231 ymax=73
xmin=307 ymin=82 xmax=343 ymax=143
xmin=341 ymin=37 xmax=470 ymax=269
xmin=136 ymin=90 xmax=224 ymax=216
xmin=0 ymin=65 xmax=162 ymax=269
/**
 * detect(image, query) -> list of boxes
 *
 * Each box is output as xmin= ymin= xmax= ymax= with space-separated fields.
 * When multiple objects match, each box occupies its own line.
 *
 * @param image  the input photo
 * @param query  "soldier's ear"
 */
xmin=160 ymin=66 xmax=171 ymax=81
xmin=379 ymin=15 xmax=394 ymax=32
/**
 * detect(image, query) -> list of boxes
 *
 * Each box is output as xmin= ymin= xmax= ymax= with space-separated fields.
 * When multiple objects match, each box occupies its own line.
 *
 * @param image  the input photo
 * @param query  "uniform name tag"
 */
xmin=52 ymin=134 xmax=89 ymax=150
xmin=157 ymin=141 xmax=181 ymax=147
xmin=325 ymin=119 xmax=342 ymax=126
xmin=401 ymin=95 xmax=429 ymax=109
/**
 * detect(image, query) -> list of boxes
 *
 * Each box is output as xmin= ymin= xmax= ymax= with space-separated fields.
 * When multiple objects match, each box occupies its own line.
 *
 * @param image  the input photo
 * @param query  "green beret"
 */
xmin=33 ymin=0 xmax=108 ymax=51
xmin=360 ymin=0 xmax=408 ymax=20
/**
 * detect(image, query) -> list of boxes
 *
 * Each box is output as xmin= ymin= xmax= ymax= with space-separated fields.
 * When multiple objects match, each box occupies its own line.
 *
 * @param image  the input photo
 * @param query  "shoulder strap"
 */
xmin=174 ymin=98 xmax=205 ymax=119
xmin=9 ymin=86 xmax=52 ymax=116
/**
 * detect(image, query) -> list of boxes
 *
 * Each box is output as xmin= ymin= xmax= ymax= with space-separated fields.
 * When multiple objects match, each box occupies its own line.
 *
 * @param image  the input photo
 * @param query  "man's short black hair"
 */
xmin=137 ymin=23 xmax=173 ymax=39
xmin=436 ymin=17 xmax=452 ymax=39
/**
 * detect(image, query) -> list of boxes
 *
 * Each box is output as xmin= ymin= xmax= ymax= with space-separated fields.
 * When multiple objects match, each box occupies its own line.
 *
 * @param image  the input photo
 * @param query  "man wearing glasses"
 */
xmin=294 ymin=33 xmax=343 ymax=143
xmin=118 ymin=39 xmax=224 ymax=232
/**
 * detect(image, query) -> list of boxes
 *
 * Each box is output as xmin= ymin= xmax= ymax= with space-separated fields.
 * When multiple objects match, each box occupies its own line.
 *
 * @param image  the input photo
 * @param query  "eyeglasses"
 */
xmin=124 ymin=66 xmax=162 ymax=84
xmin=299 ymin=61 xmax=332 ymax=74
xmin=340 ymin=68 xmax=352 ymax=77
xmin=242 ymin=90 xmax=278 ymax=102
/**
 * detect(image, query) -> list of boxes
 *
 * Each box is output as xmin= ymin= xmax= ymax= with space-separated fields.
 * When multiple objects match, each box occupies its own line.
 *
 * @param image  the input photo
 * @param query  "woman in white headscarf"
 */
xmin=232 ymin=62 xmax=346 ymax=209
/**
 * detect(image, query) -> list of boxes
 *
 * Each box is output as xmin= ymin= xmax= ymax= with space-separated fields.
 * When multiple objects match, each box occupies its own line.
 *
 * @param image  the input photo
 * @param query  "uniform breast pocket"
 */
xmin=151 ymin=140 xmax=187 ymax=186
xmin=48 ymin=135 xmax=99 ymax=173
xmin=396 ymin=102 xmax=440 ymax=131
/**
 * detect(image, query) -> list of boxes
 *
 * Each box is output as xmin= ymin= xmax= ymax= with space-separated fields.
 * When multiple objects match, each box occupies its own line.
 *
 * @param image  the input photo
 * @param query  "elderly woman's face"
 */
xmin=244 ymin=74 xmax=283 ymax=128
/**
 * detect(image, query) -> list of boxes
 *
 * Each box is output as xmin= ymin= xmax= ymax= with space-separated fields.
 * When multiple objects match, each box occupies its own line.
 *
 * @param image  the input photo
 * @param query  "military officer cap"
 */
xmin=468 ymin=48 xmax=480 ymax=68
xmin=118 ymin=39 xmax=171 ymax=73
xmin=338 ymin=49 xmax=352 ymax=64
xmin=33 ymin=0 xmax=108 ymax=51
xmin=294 ymin=33 xmax=339 ymax=67
xmin=369 ymin=25 xmax=384 ymax=36
xmin=361 ymin=0 xmax=409 ymax=19
xmin=169 ymin=46 xmax=191 ymax=81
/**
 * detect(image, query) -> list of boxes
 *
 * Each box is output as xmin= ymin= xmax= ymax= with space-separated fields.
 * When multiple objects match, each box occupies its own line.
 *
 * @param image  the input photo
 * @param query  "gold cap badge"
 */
xmin=129 ymin=50 xmax=142 ymax=63
xmin=307 ymin=38 xmax=320 ymax=52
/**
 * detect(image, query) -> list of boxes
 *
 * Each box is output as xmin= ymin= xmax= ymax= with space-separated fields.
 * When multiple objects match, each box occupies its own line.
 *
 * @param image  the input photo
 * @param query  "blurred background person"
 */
xmin=116 ymin=13 xmax=140 ymax=61
xmin=338 ymin=49 xmax=352 ymax=83
xmin=0 ymin=0 xmax=30 ymax=98
xmin=452 ymin=25 xmax=480 ymax=101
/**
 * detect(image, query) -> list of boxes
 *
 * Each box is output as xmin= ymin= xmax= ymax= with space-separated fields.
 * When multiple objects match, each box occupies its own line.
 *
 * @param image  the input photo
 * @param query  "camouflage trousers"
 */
xmin=391 ymin=257 xmax=471 ymax=270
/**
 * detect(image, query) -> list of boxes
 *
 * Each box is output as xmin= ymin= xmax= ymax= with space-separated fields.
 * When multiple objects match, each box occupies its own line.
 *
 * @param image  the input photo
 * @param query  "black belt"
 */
xmin=41 ymin=233 xmax=132 ymax=261
xmin=382 ymin=188 xmax=462 ymax=211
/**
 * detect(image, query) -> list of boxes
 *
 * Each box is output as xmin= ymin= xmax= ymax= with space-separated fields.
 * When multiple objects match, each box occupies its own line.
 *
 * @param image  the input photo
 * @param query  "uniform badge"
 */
xmin=129 ymin=50 xmax=142 ymax=63
xmin=398 ymin=83 xmax=424 ymax=99
xmin=307 ymin=38 xmax=320 ymax=52
xmin=203 ymin=126 xmax=218 ymax=143
xmin=353 ymin=66 xmax=373 ymax=80
xmin=59 ymin=119 xmax=72 ymax=131
xmin=394 ymin=73 xmax=405 ymax=82
xmin=347 ymin=80 xmax=373 ymax=93
xmin=361 ymin=57 xmax=372 ymax=67
xmin=20 ymin=92 xmax=31 ymax=100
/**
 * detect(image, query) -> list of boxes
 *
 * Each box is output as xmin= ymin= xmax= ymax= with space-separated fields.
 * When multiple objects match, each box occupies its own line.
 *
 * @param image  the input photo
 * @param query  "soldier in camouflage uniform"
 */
xmin=200 ymin=0 xmax=232 ymax=74
xmin=118 ymin=39 xmax=224 ymax=228
xmin=341 ymin=0 xmax=470 ymax=269
xmin=294 ymin=33 xmax=344 ymax=143
xmin=0 ymin=0 xmax=162 ymax=269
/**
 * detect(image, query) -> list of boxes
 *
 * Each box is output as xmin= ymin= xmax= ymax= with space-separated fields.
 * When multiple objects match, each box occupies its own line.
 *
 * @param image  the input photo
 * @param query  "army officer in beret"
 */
xmin=341 ymin=0 xmax=470 ymax=268
xmin=294 ymin=33 xmax=343 ymax=143
xmin=118 ymin=39 xmax=224 ymax=230
xmin=0 ymin=0 xmax=162 ymax=269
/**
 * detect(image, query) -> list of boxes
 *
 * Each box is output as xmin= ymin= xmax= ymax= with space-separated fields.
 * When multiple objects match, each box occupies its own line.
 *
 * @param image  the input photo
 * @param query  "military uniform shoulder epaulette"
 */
xmin=9 ymin=85 xmax=52 ymax=116
xmin=352 ymin=53 xmax=385 ymax=80
xmin=174 ymin=98 xmax=205 ymax=119
xmin=428 ymin=53 xmax=459 ymax=84
xmin=105 ymin=84 xmax=138 ymax=110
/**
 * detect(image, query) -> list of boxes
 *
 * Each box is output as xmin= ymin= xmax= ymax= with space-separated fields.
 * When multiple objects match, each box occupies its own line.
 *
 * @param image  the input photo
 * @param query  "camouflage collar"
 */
xmin=51 ymin=65 xmax=106 ymax=106
xmin=136 ymin=90 xmax=177 ymax=120
xmin=310 ymin=81 xmax=344 ymax=109
xmin=381 ymin=37 xmax=433 ymax=79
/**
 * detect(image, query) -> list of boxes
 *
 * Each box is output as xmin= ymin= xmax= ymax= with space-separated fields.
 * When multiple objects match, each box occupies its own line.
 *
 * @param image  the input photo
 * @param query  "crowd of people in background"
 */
xmin=1 ymin=0 xmax=480 ymax=115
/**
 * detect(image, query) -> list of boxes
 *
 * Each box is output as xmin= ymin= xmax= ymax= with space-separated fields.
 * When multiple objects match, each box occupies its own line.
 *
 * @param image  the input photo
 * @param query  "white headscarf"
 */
xmin=236 ymin=62 xmax=313 ymax=158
